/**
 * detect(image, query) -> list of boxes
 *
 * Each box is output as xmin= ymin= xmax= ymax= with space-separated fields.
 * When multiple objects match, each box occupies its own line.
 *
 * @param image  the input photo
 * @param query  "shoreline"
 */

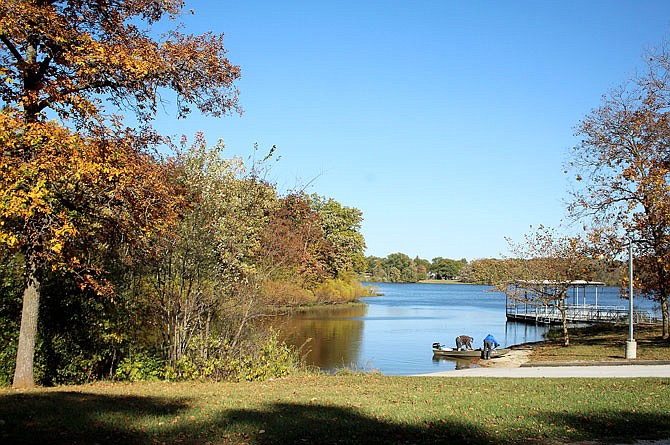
xmin=476 ymin=344 xmax=535 ymax=368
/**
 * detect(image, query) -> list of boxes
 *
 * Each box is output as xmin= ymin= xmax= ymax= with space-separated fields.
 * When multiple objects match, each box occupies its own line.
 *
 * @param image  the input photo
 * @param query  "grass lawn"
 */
xmin=529 ymin=323 xmax=670 ymax=363
xmin=1 ymin=376 xmax=670 ymax=444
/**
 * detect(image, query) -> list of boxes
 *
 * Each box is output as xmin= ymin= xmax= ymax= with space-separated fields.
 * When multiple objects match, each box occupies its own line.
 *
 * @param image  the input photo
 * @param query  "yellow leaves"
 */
xmin=0 ymin=109 xmax=182 ymax=296
xmin=0 ymin=231 xmax=20 ymax=248
xmin=50 ymin=219 xmax=78 ymax=254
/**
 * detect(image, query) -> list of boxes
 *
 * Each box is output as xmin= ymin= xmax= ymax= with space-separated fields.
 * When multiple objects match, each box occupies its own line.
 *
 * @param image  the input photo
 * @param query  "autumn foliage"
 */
xmin=0 ymin=0 xmax=243 ymax=388
xmin=0 ymin=0 xmax=240 ymax=126
xmin=569 ymin=54 xmax=670 ymax=339
xmin=0 ymin=112 xmax=182 ymax=292
xmin=0 ymin=0 xmax=370 ymax=388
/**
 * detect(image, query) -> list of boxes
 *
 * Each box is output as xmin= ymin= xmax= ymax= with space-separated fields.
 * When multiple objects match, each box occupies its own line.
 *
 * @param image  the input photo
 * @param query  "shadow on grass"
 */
xmin=1 ymin=391 xmax=669 ymax=444
xmin=0 ymin=391 xmax=488 ymax=444
xmin=535 ymin=410 xmax=670 ymax=443
xmin=0 ymin=391 xmax=190 ymax=444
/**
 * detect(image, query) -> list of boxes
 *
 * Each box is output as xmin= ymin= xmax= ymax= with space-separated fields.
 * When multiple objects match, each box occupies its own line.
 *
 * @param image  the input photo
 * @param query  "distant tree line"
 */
xmin=364 ymin=253 xmax=623 ymax=286
xmin=364 ymin=254 xmax=467 ymax=283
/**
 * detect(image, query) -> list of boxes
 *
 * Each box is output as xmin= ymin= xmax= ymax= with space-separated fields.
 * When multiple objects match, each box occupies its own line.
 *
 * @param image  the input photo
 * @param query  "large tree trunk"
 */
xmin=13 ymin=258 xmax=41 ymax=389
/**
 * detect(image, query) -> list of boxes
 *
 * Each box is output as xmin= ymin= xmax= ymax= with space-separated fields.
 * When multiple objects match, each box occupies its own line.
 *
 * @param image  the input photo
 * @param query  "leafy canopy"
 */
xmin=0 ymin=0 xmax=240 ymax=126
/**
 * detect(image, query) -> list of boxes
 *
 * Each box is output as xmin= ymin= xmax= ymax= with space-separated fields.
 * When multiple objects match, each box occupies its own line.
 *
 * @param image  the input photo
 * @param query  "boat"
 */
xmin=432 ymin=342 xmax=510 ymax=358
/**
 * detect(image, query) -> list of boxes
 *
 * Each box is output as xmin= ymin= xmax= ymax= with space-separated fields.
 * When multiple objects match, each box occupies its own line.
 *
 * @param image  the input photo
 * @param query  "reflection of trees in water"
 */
xmin=266 ymin=305 xmax=367 ymax=370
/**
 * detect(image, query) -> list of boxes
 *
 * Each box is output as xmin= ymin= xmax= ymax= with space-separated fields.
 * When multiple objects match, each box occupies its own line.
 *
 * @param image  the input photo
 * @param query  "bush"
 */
xmin=0 ymin=335 xmax=16 ymax=386
xmin=0 ymin=250 xmax=23 ymax=386
xmin=164 ymin=332 xmax=305 ymax=382
xmin=231 ymin=332 xmax=301 ymax=381
xmin=262 ymin=279 xmax=316 ymax=306
xmin=313 ymin=275 xmax=368 ymax=303
xmin=114 ymin=351 xmax=165 ymax=382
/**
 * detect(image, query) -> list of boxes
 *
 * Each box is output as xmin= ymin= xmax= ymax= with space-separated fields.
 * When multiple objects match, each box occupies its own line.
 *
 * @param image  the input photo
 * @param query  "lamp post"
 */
xmin=625 ymin=238 xmax=637 ymax=359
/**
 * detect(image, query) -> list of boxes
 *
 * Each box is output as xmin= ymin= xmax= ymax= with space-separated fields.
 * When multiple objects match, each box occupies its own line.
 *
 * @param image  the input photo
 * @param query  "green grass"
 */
xmin=530 ymin=323 xmax=670 ymax=363
xmin=1 ymin=376 xmax=670 ymax=444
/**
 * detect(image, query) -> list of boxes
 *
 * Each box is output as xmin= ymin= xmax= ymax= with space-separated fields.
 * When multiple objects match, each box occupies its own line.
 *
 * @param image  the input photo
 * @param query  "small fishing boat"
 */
xmin=432 ymin=342 xmax=510 ymax=358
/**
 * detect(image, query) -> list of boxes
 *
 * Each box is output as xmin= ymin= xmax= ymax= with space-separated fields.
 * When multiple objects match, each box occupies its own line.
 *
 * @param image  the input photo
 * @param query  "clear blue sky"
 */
xmin=152 ymin=1 xmax=670 ymax=261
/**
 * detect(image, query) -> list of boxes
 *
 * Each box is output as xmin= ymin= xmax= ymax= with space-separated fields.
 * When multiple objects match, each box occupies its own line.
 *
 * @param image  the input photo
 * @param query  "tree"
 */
xmin=500 ymin=227 xmax=596 ymax=346
xmin=365 ymin=256 xmax=388 ymax=281
xmin=145 ymin=136 xmax=277 ymax=370
xmin=0 ymin=116 xmax=184 ymax=387
xmin=0 ymin=0 xmax=240 ymax=127
xmin=568 ymin=46 xmax=670 ymax=338
xmin=307 ymin=194 xmax=366 ymax=277
xmin=430 ymin=257 xmax=467 ymax=280
xmin=385 ymin=253 xmax=418 ymax=282
xmin=414 ymin=256 xmax=429 ymax=279
xmin=260 ymin=193 xmax=332 ymax=290
xmin=0 ymin=0 xmax=240 ymax=388
xmin=460 ymin=258 xmax=511 ymax=285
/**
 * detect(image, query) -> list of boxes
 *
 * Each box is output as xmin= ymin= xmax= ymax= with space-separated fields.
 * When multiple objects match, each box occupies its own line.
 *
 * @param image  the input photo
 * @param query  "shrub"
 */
xmin=114 ymin=351 xmax=165 ymax=382
xmin=231 ymin=332 xmax=301 ymax=381
xmin=313 ymin=275 xmax=368 ymax=303
xmin=262 ymin=279 xmax=316 ymax=306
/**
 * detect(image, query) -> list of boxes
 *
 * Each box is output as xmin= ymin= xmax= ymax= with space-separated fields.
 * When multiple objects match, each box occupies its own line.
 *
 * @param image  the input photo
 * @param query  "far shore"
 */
xmin=418 ymin=279 xmax=473 ymax=284
xmin=364 ymin=279 xmax=481 ymax=285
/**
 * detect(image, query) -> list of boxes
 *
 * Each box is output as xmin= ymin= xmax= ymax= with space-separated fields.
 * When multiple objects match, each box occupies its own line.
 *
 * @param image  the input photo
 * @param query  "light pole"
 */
xmin=625 ymin=238 xmax=637 ymax=359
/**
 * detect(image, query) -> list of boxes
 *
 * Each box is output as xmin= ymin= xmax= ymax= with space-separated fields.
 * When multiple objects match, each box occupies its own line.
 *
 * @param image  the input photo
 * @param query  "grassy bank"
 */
xmin=529 ymin=323 xmax=670 ymax=363
xmin=2 ymin=376 xmax=670 ymax=444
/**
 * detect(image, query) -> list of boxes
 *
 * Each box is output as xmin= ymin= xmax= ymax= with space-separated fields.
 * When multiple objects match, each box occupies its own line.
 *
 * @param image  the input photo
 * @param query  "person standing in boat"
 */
xmin=455 ymin=335 xmax=474 ymax=351
xmin=482 ymin=333 xmax=500 ymax=359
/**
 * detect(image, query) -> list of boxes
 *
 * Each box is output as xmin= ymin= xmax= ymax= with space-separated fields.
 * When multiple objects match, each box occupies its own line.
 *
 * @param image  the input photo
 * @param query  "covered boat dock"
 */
xmin=505 ymin=280 xmax=656 ymax=325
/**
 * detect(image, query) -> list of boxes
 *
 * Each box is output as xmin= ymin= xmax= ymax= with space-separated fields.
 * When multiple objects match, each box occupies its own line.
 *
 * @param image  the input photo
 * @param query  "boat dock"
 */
xmin=504 ymin=280 xmax=658 ymax=325
xmin=506 ymin=302 xmax=656 ymax=325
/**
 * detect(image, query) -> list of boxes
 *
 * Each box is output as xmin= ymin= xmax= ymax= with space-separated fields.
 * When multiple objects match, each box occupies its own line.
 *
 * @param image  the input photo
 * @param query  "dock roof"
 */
xmin=511 ymin=279 xmax=606 ymax=286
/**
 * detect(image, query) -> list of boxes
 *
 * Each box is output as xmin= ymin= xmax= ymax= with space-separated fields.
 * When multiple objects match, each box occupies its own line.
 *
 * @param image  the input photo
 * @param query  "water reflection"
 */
xmin=503 ymin=320 xmax=548 ymax=346
xmin=431 ymin=356 xmax=481 ymax=370
xmin=271 ymin=305 xmax=367 ymax=370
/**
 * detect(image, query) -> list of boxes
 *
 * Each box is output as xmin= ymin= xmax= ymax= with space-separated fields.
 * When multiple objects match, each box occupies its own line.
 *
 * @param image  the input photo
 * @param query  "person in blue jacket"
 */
xmin=482 ymin=333 xmax=500 ymax=360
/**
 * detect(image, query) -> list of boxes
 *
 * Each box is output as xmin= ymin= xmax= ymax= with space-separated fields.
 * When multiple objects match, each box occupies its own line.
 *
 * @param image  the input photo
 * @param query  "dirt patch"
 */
xmin=477 ymin=346 xmax=533 ymax=368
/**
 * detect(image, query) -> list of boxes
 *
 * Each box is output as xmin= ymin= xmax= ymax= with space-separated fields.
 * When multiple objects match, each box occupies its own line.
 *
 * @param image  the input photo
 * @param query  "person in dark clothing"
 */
xmin=455 ymin=335 xmax=474 ymax=350
xmin=482 ymin=333 xmax=500 ymax=359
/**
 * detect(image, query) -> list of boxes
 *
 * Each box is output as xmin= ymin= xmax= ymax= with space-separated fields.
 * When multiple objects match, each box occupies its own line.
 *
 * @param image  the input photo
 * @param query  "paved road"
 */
xmin=416 ymin=364 xmax=670 ymax=378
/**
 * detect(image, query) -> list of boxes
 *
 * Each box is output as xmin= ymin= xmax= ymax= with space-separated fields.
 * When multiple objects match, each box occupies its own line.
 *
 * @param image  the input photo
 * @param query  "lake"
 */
xmin=270 ymin=282 xmax=658 ymax=376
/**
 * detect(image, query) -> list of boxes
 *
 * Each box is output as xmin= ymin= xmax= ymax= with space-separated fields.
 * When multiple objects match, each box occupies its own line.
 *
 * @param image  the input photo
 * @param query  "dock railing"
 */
xmin=506 ymin=301 xmax=658 ymax=325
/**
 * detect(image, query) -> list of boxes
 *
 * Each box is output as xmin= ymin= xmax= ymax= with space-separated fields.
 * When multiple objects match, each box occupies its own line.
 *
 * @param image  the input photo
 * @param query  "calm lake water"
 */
xmin=270 ymin=282 xmax=658 ymax=376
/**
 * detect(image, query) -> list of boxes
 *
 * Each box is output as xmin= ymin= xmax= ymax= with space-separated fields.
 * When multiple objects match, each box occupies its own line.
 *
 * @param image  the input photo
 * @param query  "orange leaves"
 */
xmin=1 ymin=0 xmax=240 ymax=126
xmin=0 ymin=110 xmax=182 ymax=294
xmin=159 ymin=31 xmax=241 ymax=118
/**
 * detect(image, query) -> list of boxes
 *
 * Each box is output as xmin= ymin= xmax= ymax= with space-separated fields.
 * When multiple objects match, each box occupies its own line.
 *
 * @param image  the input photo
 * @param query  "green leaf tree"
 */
xmin=145 ymin=136 xmax=277 ymax=370
xmin=308 ymin=194 xmax=366 ymax=276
